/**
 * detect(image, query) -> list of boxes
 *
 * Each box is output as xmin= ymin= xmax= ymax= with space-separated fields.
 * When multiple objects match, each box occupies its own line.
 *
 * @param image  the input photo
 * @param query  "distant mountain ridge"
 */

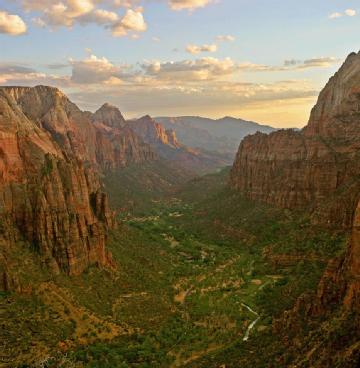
xmin=127 ymin=115 xmax=231 ymax=173
xmin=155 ymin=116 xmax=277 ymax=158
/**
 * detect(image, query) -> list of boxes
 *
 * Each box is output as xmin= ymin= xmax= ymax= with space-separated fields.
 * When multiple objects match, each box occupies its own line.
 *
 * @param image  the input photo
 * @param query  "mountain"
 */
xmin=127 ymin=115 xmax=230 ymax=173
xmin=155 ymin=115 xmax=277 ymax=158
xmin=0 ymin=86 xmax=164 ymax=279
xmin=0 ymin=86 xmax=115 ymax=279
xmin=230 ymin=51 xmax=360 ymax=364
xmin=92 ymin=102 xmax=126 ymax=129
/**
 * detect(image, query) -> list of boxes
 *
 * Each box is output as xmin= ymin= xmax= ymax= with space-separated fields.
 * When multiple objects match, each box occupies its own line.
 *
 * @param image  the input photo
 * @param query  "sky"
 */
xmin=0 ymin=0 xmax=359 ymax=128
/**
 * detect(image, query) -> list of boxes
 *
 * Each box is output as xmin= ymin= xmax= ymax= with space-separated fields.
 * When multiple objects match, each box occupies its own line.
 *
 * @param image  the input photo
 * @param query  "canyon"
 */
xmin=1 ymin=53 xmax=360 ymax=367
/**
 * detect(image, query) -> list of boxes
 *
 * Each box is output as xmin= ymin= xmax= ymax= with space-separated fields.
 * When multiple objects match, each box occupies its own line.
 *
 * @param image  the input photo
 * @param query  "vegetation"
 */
xmin=1 ymin=168 xmax=348 ymax=367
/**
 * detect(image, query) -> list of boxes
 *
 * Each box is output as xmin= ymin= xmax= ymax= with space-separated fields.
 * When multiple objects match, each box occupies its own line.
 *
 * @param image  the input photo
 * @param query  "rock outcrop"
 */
xmin=0 ymin=85 xmax=158 ymax=279
xmin=230 ymin=52 xmax=360 ymax=229
xmin=0 ymin=87 xmax=114 ymax=276
xmin=230 ymin=52 xmax=360 ymax=364
xmin=92 ymin=102 xmax=126 ymax=129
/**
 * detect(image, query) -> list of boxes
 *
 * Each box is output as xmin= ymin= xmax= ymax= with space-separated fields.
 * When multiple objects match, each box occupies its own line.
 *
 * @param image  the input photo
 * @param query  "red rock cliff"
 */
xmin=230 ymin=52 xmax=360 ymax=347
xmin=230 ymin=52 xmax=360 ymax=229
xmin=2 ymin=86 xmax=157 ymax=172
xmin=0 ymin=87 xmax=115 ymax=276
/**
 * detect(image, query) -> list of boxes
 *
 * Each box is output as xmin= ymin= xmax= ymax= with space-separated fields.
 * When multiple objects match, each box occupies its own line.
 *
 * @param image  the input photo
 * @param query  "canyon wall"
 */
xmin=230 ymin=52 xmax=360 ymax=229
xmin=0 ymin=86 xmax=157 ymax=279
xmin=230 ymin=52 xmax=360 ymax=364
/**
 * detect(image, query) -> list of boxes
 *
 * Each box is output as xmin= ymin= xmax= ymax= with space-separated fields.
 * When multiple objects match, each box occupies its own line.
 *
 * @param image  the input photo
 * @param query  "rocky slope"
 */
xmin=230 ymin=52 xmax=360 ymax=365
xmin=0 ymin=87 xmax=115 ymax=279
xmin=230 ymin=52 xmax=360 ymax=228
xmin=0 ymin=86 xmax=161 ymax=281
xmin=128 ymin=115 xmax=229 ymax=173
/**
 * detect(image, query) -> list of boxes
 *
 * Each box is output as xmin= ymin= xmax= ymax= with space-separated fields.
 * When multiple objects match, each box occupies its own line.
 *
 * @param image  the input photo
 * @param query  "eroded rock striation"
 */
xmin=230 ymin=52 xmax=360 ymax=364
xmin=0 ymin=86 xmax=156 ymax=279
xmin=231 ymin=52 xmax=360 ymax=228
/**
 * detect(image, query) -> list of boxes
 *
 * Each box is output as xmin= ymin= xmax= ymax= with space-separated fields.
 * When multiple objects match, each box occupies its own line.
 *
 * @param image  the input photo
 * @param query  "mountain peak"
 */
xmin=93 ymin=102 xmax=125 ymax=129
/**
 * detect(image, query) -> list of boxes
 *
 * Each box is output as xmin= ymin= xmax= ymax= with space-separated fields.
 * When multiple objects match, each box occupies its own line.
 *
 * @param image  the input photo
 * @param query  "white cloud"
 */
xmin=329 ymin=9 xmax=357 ymax=19
xmin=239 ymin=57 xmax=340 ymax=72
xmin=80 ymin=9 xmax=119 ymax=25
xmin=345 ymin=9 xmax=356 ymax=17
xmin=21 ymin=0 xmax=146 ymax=37
xmin=216 ymin=35 xmax=235 ymax=42
xmin=0 ymin=10 xmax=27 ymax=35
xmin=329 ymin=12 xmax=342 ymax=19
xmin=169 ymin=0 xmax=212 ymax=11
xmin=186 ymin=43 xmax=217 ymax=55
xmin=301 ymin=57 xmax=340 ymax=68
xmin=111 ymin=8 xmax=147 ymax=36
xmin=30 ymin=0 xmax=95 ymax=28
xmin=70 ymin=54 xmax=125 ymax=83
xmin=142 ymin=57 xmax=236 ymax=81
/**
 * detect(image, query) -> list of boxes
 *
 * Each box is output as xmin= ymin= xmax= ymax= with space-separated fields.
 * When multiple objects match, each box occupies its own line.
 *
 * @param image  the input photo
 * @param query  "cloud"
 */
xmin=186 ymin=43 xmax=217 ymax=55
xmin=345 ymin=9 xmax=357 ymax=17
xmin=46 ymin=63 xmax=70 ymax=70
xmin=0 ymin=62 xmax=69 ymax=85
xmin=329 ymin=9 xmax=357 ymax=19
xmin=284 ymin=57 xmax=340 ymax=69
xmin=21 ymin=0 xmax=146 ymax=37
xmin=70 ymin=54 xmax=125 ymax=84
xmin=0 ymin=10 xmax=27 ymax=35
xmin=0 ymin=55 xmax=321 ymax=125
xmin=142 ymin=57 xmax=236 ymax=81
xmin=79 ymin=9 xmax=119 ymax=25
xmin=239 ymin=57 xmax=340 ymax=72
xmin=111 ymin=8 xmax=146 ymax=36
xmin=216 ymin=35 xmax=235 ymax=42
xmin=66 ymin=77 xmax=318 ymax=123
xmin=0 ymin=64 xmax=36 ymax=74
xmin=169 ymin=0 xmax=212 ymax=11
xmin=68 ymin=53 xmax=341 ymax=87
xmin=329 ymin=12 xmax=342 ymax=19
xmin=301 ymin=57 xmax=340 ymax=68
xmin=27 ymin=0 xmax=95 ymax=28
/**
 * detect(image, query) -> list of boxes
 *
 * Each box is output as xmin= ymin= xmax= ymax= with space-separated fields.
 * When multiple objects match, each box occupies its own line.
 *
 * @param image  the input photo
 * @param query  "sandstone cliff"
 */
xmin=0 ymin=87 xmax=114 ymax=278
xmin=92 ymin=102 xmax=126 ymax=129
xmin=230 ymin=52 xmax=360 ymax=229
xmin=230 ymin=52 xmax=360 ymax=365
xmin=1 ymin=86 xmax=157 ymax=172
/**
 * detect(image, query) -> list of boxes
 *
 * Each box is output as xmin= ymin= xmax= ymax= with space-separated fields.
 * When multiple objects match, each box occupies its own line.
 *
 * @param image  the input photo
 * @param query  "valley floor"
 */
xmin=0 ymin=168 xmax=348 ymax=367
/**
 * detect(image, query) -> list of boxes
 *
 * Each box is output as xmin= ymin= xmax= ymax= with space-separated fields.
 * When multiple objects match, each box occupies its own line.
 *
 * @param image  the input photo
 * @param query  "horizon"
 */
xmin=1 ymin=0 xmax=360 ymax=127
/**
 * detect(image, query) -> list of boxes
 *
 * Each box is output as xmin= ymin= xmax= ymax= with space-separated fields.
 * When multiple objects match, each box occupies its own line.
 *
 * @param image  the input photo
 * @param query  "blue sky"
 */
xmin=0 ymin=0 xmax=359 ymax=127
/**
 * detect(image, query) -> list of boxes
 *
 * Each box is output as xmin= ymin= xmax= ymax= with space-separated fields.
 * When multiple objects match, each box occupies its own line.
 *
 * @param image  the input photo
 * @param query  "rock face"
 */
xmin=0 ymin=87 xmax=114 ymax=276
xmin=2 ymin=86 xmax=156 ymax=171
xmin=0 ymin=85 xmax=158 ymax=279
xmin=230 ymin=52 xmax=360 ymax=229
xmin=230 ymin=52 xmax=360 ymax=363
xmin=128 ymin=115 xmax=180 ymax=149
xmin=92 ymin=103 xmax=126 ymax=129
xmin=128 ymin=115 xmax=228 ymax=173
